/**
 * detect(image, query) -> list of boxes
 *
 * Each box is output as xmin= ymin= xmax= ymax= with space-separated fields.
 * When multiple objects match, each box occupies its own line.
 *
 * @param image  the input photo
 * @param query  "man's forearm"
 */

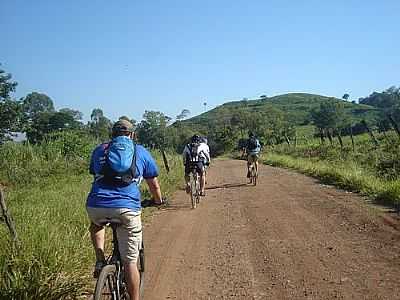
xmin=145 ymin=177 xmax=162 ymax=202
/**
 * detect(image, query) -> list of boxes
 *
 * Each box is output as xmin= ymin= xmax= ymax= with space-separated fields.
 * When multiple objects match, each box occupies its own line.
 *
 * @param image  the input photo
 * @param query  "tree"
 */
xmin=22 ymin=92 xmax=55 ymax=120
xmin=48 ymin=111 xmax=81 ymax=131
xmin=342 ymin=93 xmax=350 ymax=101
xmin=176 ymin=109 xmax=190 ymax=120
xmin=25 ymin=111 xmax=53 ymax=143
xmin=0 ymin=99 xmax=23 ymax=143
xmin=0 ymin=65 xmax=17 ymax=101
xmin=25 ymin=111 xmax=82 ymax=143
xmin=359 ymin=86 xmax=400 ymax=109
xmin=136 ymin=111 xmax=171 ymax=148
xmin=88 ymin=108 xmax=112 ymax=141
xmin=0 ymin=66 xmax=22 ymax=143
xmin=310 ymin=101 xmax=346 ymax=145
xmin=91 ymin=108 xmax=104 ymax=123
xmin=59 ymin=108 xmax=83 ymax=121
xmin=230 ymin=111 xmax=250 ymax=138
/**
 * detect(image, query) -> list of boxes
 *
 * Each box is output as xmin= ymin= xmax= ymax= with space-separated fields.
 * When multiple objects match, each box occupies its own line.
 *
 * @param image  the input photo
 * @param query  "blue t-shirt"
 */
xmin=86 ymin=140 xmax=159 ymax=211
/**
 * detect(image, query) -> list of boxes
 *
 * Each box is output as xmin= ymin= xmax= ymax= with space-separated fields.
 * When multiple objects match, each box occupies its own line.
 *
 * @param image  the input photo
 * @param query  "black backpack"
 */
xmin=189 ymin=142 xmax=200 ymax=162
xmin=248 ymin=137 xmax=258 ymax=151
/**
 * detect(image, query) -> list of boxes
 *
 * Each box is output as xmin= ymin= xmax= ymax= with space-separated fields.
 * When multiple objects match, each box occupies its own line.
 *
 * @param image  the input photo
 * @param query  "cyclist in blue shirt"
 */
xmin=86 ymin=119 xmax=164 ymax=300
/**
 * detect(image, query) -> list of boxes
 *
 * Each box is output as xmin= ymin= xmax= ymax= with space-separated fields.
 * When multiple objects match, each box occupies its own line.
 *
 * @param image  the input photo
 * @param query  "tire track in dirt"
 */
xmin=142 ymin=159 xmax=400 ymax=300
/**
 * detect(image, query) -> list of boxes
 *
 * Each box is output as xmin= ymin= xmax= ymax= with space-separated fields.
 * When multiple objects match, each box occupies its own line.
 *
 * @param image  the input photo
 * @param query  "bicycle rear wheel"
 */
xmin=195 ymin=174 xmax=201 ymax=204
xmin=248 ymin=165 xmax=253 ymax=184
xmin=190 ymin=173 xmax=197 ymax=209
xmin=94 ymin=264 xmax=117 ymax=300
xmin=252 ymin=165 xmax=257 ymax=186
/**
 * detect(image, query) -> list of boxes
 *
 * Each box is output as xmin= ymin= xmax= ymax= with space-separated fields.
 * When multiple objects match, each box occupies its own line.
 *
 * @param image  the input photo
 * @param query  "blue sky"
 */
xmin=1 ymin=0 xmax=399 ymax=122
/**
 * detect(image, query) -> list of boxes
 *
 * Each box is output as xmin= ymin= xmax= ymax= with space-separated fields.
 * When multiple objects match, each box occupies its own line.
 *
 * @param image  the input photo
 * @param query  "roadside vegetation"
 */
xmin=0 ymin=132 xmax=183 ymax=299
xmin=264 ymin=130 xmax=400 ymax=208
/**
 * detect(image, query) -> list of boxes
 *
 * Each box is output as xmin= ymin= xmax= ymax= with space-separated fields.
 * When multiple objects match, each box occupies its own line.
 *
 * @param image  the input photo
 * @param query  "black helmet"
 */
xmin=191 ymin=134 xmax=201 ymax=143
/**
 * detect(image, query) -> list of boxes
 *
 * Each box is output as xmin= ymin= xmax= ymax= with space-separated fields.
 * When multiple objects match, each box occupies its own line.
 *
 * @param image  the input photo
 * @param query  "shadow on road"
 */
xmin=155 ymin=182 xmax=252 ymax=212
xmin=205 ymin=182 xmax=248 ymax=190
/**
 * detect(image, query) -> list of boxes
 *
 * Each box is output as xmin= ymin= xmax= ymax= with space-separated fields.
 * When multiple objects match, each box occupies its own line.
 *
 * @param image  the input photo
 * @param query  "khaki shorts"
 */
xmin=247 ymin=153 xmax=259 ymax=164
xmin=86 ymin=207 xmax=142 ymax=263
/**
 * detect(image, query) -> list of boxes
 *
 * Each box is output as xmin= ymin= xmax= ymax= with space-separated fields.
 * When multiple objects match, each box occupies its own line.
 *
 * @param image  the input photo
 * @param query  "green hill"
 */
xmin=184 ymin=93 xmax=378 ymax=128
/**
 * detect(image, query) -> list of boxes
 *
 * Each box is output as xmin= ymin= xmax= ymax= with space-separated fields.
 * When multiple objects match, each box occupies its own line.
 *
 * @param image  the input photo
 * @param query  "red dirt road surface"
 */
xmin=142 ymin=159 xmax=400 ymax=300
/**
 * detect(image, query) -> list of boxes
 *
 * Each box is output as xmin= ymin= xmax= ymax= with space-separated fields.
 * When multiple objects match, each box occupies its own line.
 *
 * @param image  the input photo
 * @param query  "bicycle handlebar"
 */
xmin=141 ymin=198 xmax=168 ymax=208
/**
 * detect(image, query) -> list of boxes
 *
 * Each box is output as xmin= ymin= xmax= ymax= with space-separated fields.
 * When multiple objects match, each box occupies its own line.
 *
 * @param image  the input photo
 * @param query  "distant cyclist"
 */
xmin=182 ymin=134 xmax=211 ymax=196
xmin=245 ymin=132 xmax=261 ymax=181
xmin=200 ymin=136 xmax=210 ymax=166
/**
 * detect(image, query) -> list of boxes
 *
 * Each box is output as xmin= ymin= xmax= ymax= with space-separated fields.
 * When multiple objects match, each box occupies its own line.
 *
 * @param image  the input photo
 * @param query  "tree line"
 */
xmin=2 ymin=63 xmax=399 ymax=156
xmin=0 ymin=65 xmax=190 ymax=151
xmin=310 ymin=88 xmax=400 ymax=148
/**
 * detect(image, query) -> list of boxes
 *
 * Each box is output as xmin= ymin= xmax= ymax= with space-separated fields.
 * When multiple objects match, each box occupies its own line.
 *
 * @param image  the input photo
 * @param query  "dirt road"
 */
xmin=143 ymin=159 xmax=400 ymax=300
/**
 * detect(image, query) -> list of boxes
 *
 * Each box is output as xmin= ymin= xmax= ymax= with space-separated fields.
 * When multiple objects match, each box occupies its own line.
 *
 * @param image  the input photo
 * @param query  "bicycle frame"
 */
xmin=189 ymin=166 xmax=200 ymax=209
xmin=248 ymin=160 xmax=258 ymax=186
xmin=94 ymin=223 xmax=144 ymax=300
xmin=110 ymin=225 xmax=124 ymax=299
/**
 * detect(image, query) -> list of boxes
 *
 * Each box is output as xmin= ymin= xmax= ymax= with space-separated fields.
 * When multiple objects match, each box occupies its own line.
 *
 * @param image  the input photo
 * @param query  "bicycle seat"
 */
xmin=97 ymin=218 xmax=122 ymax=226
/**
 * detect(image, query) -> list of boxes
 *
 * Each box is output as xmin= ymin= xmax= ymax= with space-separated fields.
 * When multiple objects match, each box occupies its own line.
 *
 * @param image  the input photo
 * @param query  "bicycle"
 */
xmin=247 ymin=154 xmax=258 ymax=186
xmin=188 ymin=163 xmax=201 ymax=209
xmin=249 ymin=161 xmax=258 ymax=186
xmin=94 ymin=221 xmax=145 ymax=300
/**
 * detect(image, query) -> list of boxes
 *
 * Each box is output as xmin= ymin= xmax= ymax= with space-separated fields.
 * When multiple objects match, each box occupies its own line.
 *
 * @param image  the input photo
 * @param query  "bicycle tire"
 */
xmin=195 ymin=174 xmax=200 ymax=204
xmin=252 ymin=165 xmax=257 ymax=186
xmin=137 ymin=244 xmax=145 ymax=298
xmin=94 ymin=264 xmax=117 ymax=300
xmin=190 ymin=173 xmax=197 ymax=209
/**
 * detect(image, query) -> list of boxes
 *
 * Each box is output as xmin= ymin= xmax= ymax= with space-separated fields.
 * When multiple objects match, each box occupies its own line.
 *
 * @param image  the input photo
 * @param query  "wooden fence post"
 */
xmin=160 ymin=149 xmax=170 ymax=173
xmin=361 ymin=120 xmax=379 ymax=147
xmin=284 ymin=135 xmax=291 ymax=146
xmin=326 ymin=129 xmax=334 ymax=146
xmin=336 ymin=130 xmax=344 ymax=150
xmin=349 ymin=126 xmax=355 ymax=152
xmin=388 ymin=115 xmax=400 ymax=140
xmin=319 ymin=129 xmax=325 ymax=145
xmin=0 ymin=186 xmax=20 ymax=247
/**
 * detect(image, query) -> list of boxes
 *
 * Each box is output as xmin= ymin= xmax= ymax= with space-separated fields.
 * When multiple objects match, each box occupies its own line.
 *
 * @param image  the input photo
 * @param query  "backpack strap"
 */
xmin=102 ymin=142 xmax=111 ymax=151
xmin=129 ymin=143 xmax=137 ymax=179
xmin=98 ymin=141 xmax=137 ymax=185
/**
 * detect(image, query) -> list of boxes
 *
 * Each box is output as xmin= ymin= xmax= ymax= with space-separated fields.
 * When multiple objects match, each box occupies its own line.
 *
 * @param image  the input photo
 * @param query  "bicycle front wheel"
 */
xmin=94 ymin=264 xmax=117 ymax=300
xmin=137 ymin=242 xmax=145 ymax=298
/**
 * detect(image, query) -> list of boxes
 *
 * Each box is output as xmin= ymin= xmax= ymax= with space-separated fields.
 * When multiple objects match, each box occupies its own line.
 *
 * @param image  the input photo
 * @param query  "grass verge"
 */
xmin=0 ymin=151 xmax=183 ymax=300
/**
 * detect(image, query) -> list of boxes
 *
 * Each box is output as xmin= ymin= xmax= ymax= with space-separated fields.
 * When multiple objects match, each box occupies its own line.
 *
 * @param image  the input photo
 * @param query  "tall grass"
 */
xmin=0 ymin=134 xmax=183 ymax=299
xmin=0 ymin=131 xmax=95 ymax=187
xmin=0 ymin=175 xmax=93 ymax=300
